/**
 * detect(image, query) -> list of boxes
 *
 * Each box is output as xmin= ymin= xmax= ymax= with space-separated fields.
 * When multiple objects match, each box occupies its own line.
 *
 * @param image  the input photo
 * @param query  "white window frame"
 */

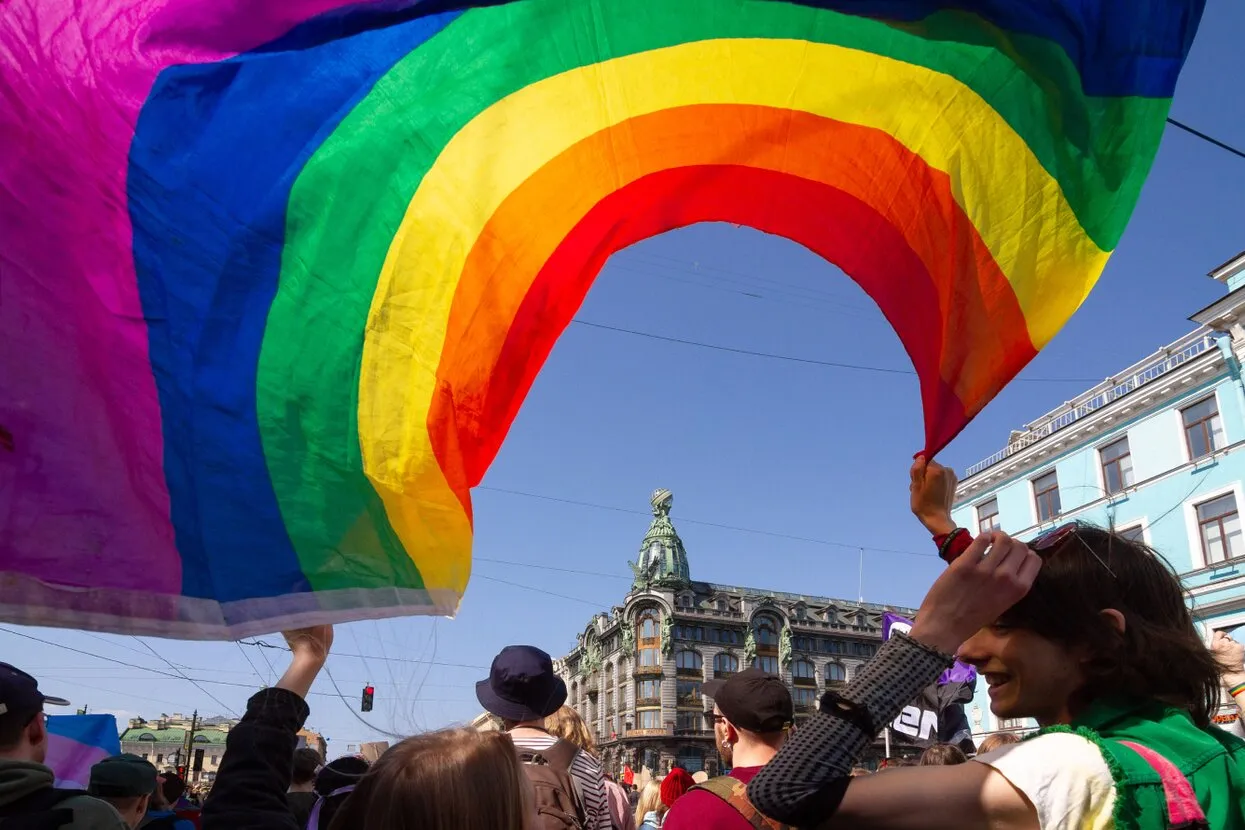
xmin=1180 ymin=392 xmax=1225 ymax=464
xmin=1031 ymin=468 xmax=1061 ymax=525
xmin=1183 ymin=481 xmax=1245 ymax=570
xmin=1096 ymin=433 xmax=1135 ymax=498
xmin=1113 ymin=518 xmax=1149 ymax=547
xmin=976 ymin=497 xmax=1001 ymax=534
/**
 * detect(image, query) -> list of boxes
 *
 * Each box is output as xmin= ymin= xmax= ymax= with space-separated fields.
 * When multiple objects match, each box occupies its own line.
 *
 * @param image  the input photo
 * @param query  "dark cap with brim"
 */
xmin=476 ymin=645 xmax=567 ymax=722
xmin=0 ymin=662 xmax=69 ymax=725
xmin=89 ymin=754 xmax=158 ymax=798
xmin=703 ymin=668 xmax=793 ymax=733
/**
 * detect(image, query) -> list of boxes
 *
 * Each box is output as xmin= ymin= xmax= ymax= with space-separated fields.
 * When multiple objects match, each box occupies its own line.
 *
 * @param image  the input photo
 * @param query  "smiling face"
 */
xmin=957 ymin=623 xmax=1088 ymax=727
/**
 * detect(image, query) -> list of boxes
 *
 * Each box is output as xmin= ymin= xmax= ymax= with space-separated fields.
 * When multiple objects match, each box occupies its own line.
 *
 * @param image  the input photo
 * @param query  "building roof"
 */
xmin=959 ymin=326 xmax=1220 ymax=482
xmin=629 ymin=489 xmax=690 ymax=588
xmin=120 ymin=727 xmax=226 ymax=743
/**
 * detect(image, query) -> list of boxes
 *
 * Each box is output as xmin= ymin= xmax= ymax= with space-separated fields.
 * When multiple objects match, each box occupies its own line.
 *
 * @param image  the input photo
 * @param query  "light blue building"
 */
xmin=951 ymin=250 xmax=1245 ymax=741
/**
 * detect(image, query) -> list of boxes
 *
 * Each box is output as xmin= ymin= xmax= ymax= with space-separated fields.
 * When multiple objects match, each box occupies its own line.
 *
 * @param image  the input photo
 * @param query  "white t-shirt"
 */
xmin=973 ymin=732 xmax=1116 ymax=829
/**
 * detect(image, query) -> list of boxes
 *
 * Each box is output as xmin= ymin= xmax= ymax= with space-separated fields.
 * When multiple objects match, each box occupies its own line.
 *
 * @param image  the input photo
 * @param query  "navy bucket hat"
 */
xmin=475 ymin=645 xmax=567 ymax=722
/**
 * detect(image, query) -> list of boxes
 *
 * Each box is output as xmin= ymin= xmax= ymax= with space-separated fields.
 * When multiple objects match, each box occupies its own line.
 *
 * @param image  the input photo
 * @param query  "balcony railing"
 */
xmin=965 ymin=329 xmax=1219 ymax=478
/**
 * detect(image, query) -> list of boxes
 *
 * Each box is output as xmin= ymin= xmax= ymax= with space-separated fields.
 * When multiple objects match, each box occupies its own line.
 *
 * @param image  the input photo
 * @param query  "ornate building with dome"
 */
xmin=555 ymin=489 xmax=916 ymax=777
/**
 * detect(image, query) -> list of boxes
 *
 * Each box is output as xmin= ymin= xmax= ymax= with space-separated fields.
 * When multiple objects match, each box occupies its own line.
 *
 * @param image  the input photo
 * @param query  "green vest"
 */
xmin=1037 ymin=698 xmax=1245 ymax=829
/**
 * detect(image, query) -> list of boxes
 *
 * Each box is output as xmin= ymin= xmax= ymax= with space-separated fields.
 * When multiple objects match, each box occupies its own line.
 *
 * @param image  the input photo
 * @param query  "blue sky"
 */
xmin=5 ymin=3 xmax=1245 ymax=752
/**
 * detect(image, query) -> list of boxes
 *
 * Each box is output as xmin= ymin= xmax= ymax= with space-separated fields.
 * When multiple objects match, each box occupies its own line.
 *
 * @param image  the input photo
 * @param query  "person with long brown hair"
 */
xmin=326 ymin=729 xmax=531 ymax=829
xmin=745 ymin=458 xmax=1245 ymax=829
xmin=202 ymin=626 xmax=533 ymax=830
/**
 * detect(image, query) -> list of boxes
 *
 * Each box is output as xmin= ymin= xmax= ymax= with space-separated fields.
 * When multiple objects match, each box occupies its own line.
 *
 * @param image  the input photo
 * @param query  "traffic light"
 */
xmin=361 ymin=685 xmax=374 ymax=712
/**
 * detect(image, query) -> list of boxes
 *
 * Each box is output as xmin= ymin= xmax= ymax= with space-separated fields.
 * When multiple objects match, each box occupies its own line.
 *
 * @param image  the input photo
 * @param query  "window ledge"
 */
xmin=1192 ymin=455 xmax=1220 ymax=472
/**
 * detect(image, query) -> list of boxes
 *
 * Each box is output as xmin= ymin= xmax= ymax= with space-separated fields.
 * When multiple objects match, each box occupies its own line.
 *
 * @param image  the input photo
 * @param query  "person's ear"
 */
xmin=26 ymin=712 xmax=46 ymax=747
xmin=1100 ymin=609 xmax=1126 ymax=636
xmin=725 ymin=722 xmax=739 ymax=744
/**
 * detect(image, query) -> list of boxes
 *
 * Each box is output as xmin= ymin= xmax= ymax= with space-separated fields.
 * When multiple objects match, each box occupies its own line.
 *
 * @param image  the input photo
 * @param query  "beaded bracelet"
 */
xmin=1230 ymin=682 xmax=1245 ymax=699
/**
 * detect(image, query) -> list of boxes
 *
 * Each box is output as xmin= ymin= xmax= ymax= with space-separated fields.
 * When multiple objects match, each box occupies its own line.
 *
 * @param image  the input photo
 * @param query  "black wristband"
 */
xmin=937 ymin=528 xmax=967 ymax=562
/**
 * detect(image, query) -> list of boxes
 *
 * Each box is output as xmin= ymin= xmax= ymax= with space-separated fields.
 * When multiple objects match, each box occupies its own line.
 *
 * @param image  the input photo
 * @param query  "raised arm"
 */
xmin=203 ymin=627 xmax=333 ymax=830
xmin=747 ymin=532 xmax=1041 ymax=828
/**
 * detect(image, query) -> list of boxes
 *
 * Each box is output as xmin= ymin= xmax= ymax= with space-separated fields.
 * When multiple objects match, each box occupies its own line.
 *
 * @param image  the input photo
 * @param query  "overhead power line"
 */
xmin=475 ymin=485 xmax=937 ymax=559
xmin=1166 ymin=117 xmax=1245 ymax=161
xmin=569 ymin=319 xmax=1099 ymax=384
xmin=132 ymin=636 xmax=238 ymax=717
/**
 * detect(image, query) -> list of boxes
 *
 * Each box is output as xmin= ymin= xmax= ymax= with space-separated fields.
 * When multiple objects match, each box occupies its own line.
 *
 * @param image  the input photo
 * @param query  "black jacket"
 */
xmin=203 ymin=689 xmax=308 ymax=830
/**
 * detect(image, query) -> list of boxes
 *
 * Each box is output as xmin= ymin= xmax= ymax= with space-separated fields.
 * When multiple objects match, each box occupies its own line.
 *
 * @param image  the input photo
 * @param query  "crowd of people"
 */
xmin=2 ymin=459 xmax=1245 ymax=828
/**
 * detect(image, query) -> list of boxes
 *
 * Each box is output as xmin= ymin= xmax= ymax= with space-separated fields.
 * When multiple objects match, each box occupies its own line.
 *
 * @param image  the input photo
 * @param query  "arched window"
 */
xmin=716 ymin=598 xmax=728 ymax=613
xmin=192 ymin=734 xmax=210 ymax=743
xmin=638 ymin=609 xmax=661 ymax=639
xmin=792 ymin=659 xmax=815 ymax=682
xmin=754 ymin=655 xmax=779 ymax=673
xmin=678 ymin=594 xmax=693 ymax=609
xmin=138 ymin=733 xmax=157 ymax=742
xmin=754 ymin=615 xmax=779 ymax=645
xmin=675 ymin=650 xmax=702 ymax=672
xmin=826 ymin=663 xmax=847 ymax=684
xmin=714 ymin=653 xmax=738 ymax=676
xmin=637 ymin=608 xmax=662 ymax=669
xmin=794 ymin=605 xmax=807 ymax=621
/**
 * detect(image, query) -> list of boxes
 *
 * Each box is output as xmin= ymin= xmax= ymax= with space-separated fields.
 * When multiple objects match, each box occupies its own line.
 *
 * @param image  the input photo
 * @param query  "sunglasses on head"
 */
xmin=1028 ymin=522 xmax=1117 ymax=578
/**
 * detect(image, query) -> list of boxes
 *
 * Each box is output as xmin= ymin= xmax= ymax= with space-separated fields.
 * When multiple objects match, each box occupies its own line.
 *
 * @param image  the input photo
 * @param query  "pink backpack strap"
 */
xmin=1116 ymin=741 xmax=1208 ymax=829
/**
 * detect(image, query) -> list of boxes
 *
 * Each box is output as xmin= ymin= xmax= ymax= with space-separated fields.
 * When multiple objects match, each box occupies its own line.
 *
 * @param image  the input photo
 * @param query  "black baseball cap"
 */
xmin=0 ymin=663 xmax=69 ymax=722
xmin=702 ymin=668 xmax=793 ymax=733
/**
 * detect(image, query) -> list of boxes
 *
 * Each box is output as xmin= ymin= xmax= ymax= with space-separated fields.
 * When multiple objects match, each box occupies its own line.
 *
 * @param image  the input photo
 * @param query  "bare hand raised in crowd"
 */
xmin=909 ymin=531 xmax=1041 ymax=655
xmin=1212 ymin=629 xmax=1245 ymax=686
xmin=283 ymin=625 xmax=334 ymax=662
xmin=275 ymin=625 xmax=334 ymax=699
xmin=910 ymin=456 xmax=957 ymax=536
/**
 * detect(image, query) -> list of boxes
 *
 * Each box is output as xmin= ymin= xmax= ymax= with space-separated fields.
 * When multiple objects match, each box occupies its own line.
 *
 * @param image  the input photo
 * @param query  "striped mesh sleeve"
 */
xmin=747 ymin=632 xmax=954 ymax=826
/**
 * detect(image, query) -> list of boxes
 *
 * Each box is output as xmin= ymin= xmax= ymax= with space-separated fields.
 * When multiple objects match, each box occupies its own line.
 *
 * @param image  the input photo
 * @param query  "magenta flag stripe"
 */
xmin=0 ymin=0 xmax=362 ymax=594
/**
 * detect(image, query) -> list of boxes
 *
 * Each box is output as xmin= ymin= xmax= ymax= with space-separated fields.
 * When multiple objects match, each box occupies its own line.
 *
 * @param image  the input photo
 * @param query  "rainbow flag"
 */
xmin=0 ymin=0 xmax=1204 ymax=638
xmin=45 ymin=715 xmax=122 ymax=790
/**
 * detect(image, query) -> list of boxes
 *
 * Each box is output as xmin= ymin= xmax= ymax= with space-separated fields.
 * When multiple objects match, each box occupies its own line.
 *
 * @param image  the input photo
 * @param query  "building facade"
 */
xmin=556 ymin=488 xmax=916 ymax=777
xmin=121 ymin=712 xmax=326 ymax=783
xmin=950 ymin=250 xmax=1245 ymax=739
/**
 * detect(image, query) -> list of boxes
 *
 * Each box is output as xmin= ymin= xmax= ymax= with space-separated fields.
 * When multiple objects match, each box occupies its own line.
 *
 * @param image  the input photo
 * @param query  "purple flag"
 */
xmin=883 ymin=612 xmax=976 ymax=685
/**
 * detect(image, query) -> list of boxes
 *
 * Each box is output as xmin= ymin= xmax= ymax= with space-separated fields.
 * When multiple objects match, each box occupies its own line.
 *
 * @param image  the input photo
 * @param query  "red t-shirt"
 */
xmin=660 ymin=767 xmax=763 ymax=830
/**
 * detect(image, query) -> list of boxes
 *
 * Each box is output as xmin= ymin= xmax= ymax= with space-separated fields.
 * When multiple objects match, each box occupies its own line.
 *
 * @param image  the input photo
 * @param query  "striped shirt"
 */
xmin=509 ymin=729 xmax=612 ymax=830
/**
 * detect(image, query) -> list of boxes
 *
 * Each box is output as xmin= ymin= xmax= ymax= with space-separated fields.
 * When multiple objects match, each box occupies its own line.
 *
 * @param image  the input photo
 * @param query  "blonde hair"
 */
xmin=543 ymin=706 xmax=597 ymax=756
xmin=633 ymin=780 xmax=666 ymax=826
xmin=328 ymin=728 xmax=530 ymax=830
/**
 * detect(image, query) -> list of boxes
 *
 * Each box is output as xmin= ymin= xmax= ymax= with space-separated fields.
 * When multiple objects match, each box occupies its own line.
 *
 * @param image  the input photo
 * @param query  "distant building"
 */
xmin=120 ymin=712 xmax=325 ymax=782
xmin=952 ymin=249 xmax=1245 ymax=739
xmin=556 ymin=488 xmax=916 ymax=777
xmin=120 ymin=714 xmax=228 ymax=784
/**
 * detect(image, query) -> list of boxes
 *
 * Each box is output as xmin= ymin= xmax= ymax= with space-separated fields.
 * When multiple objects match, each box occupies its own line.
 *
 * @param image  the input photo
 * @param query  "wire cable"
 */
xmin=1166 ymin=117 xmax=1245 ymax=162
xmin=233 ymin=641 xmax=269 ymax=687
xmin=476 ymin=556 xmax=630 ymax=580
xmin=473 ymin=574 xmax=614 ymax=608
xmin=132 ymin=637 xmax=239 ymax=717
xmin=569 ymin=319 xmax=1100 ymax=384
xmin=476 ymin=485 xmax=938 ymax=559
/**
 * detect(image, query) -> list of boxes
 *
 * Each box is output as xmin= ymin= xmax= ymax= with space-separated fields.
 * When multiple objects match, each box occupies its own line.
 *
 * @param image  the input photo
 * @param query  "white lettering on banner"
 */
xmin=892 ymin=706 xmax=938 ymax=741
xmin=888 ymin=620 xmax=912 ymax=638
